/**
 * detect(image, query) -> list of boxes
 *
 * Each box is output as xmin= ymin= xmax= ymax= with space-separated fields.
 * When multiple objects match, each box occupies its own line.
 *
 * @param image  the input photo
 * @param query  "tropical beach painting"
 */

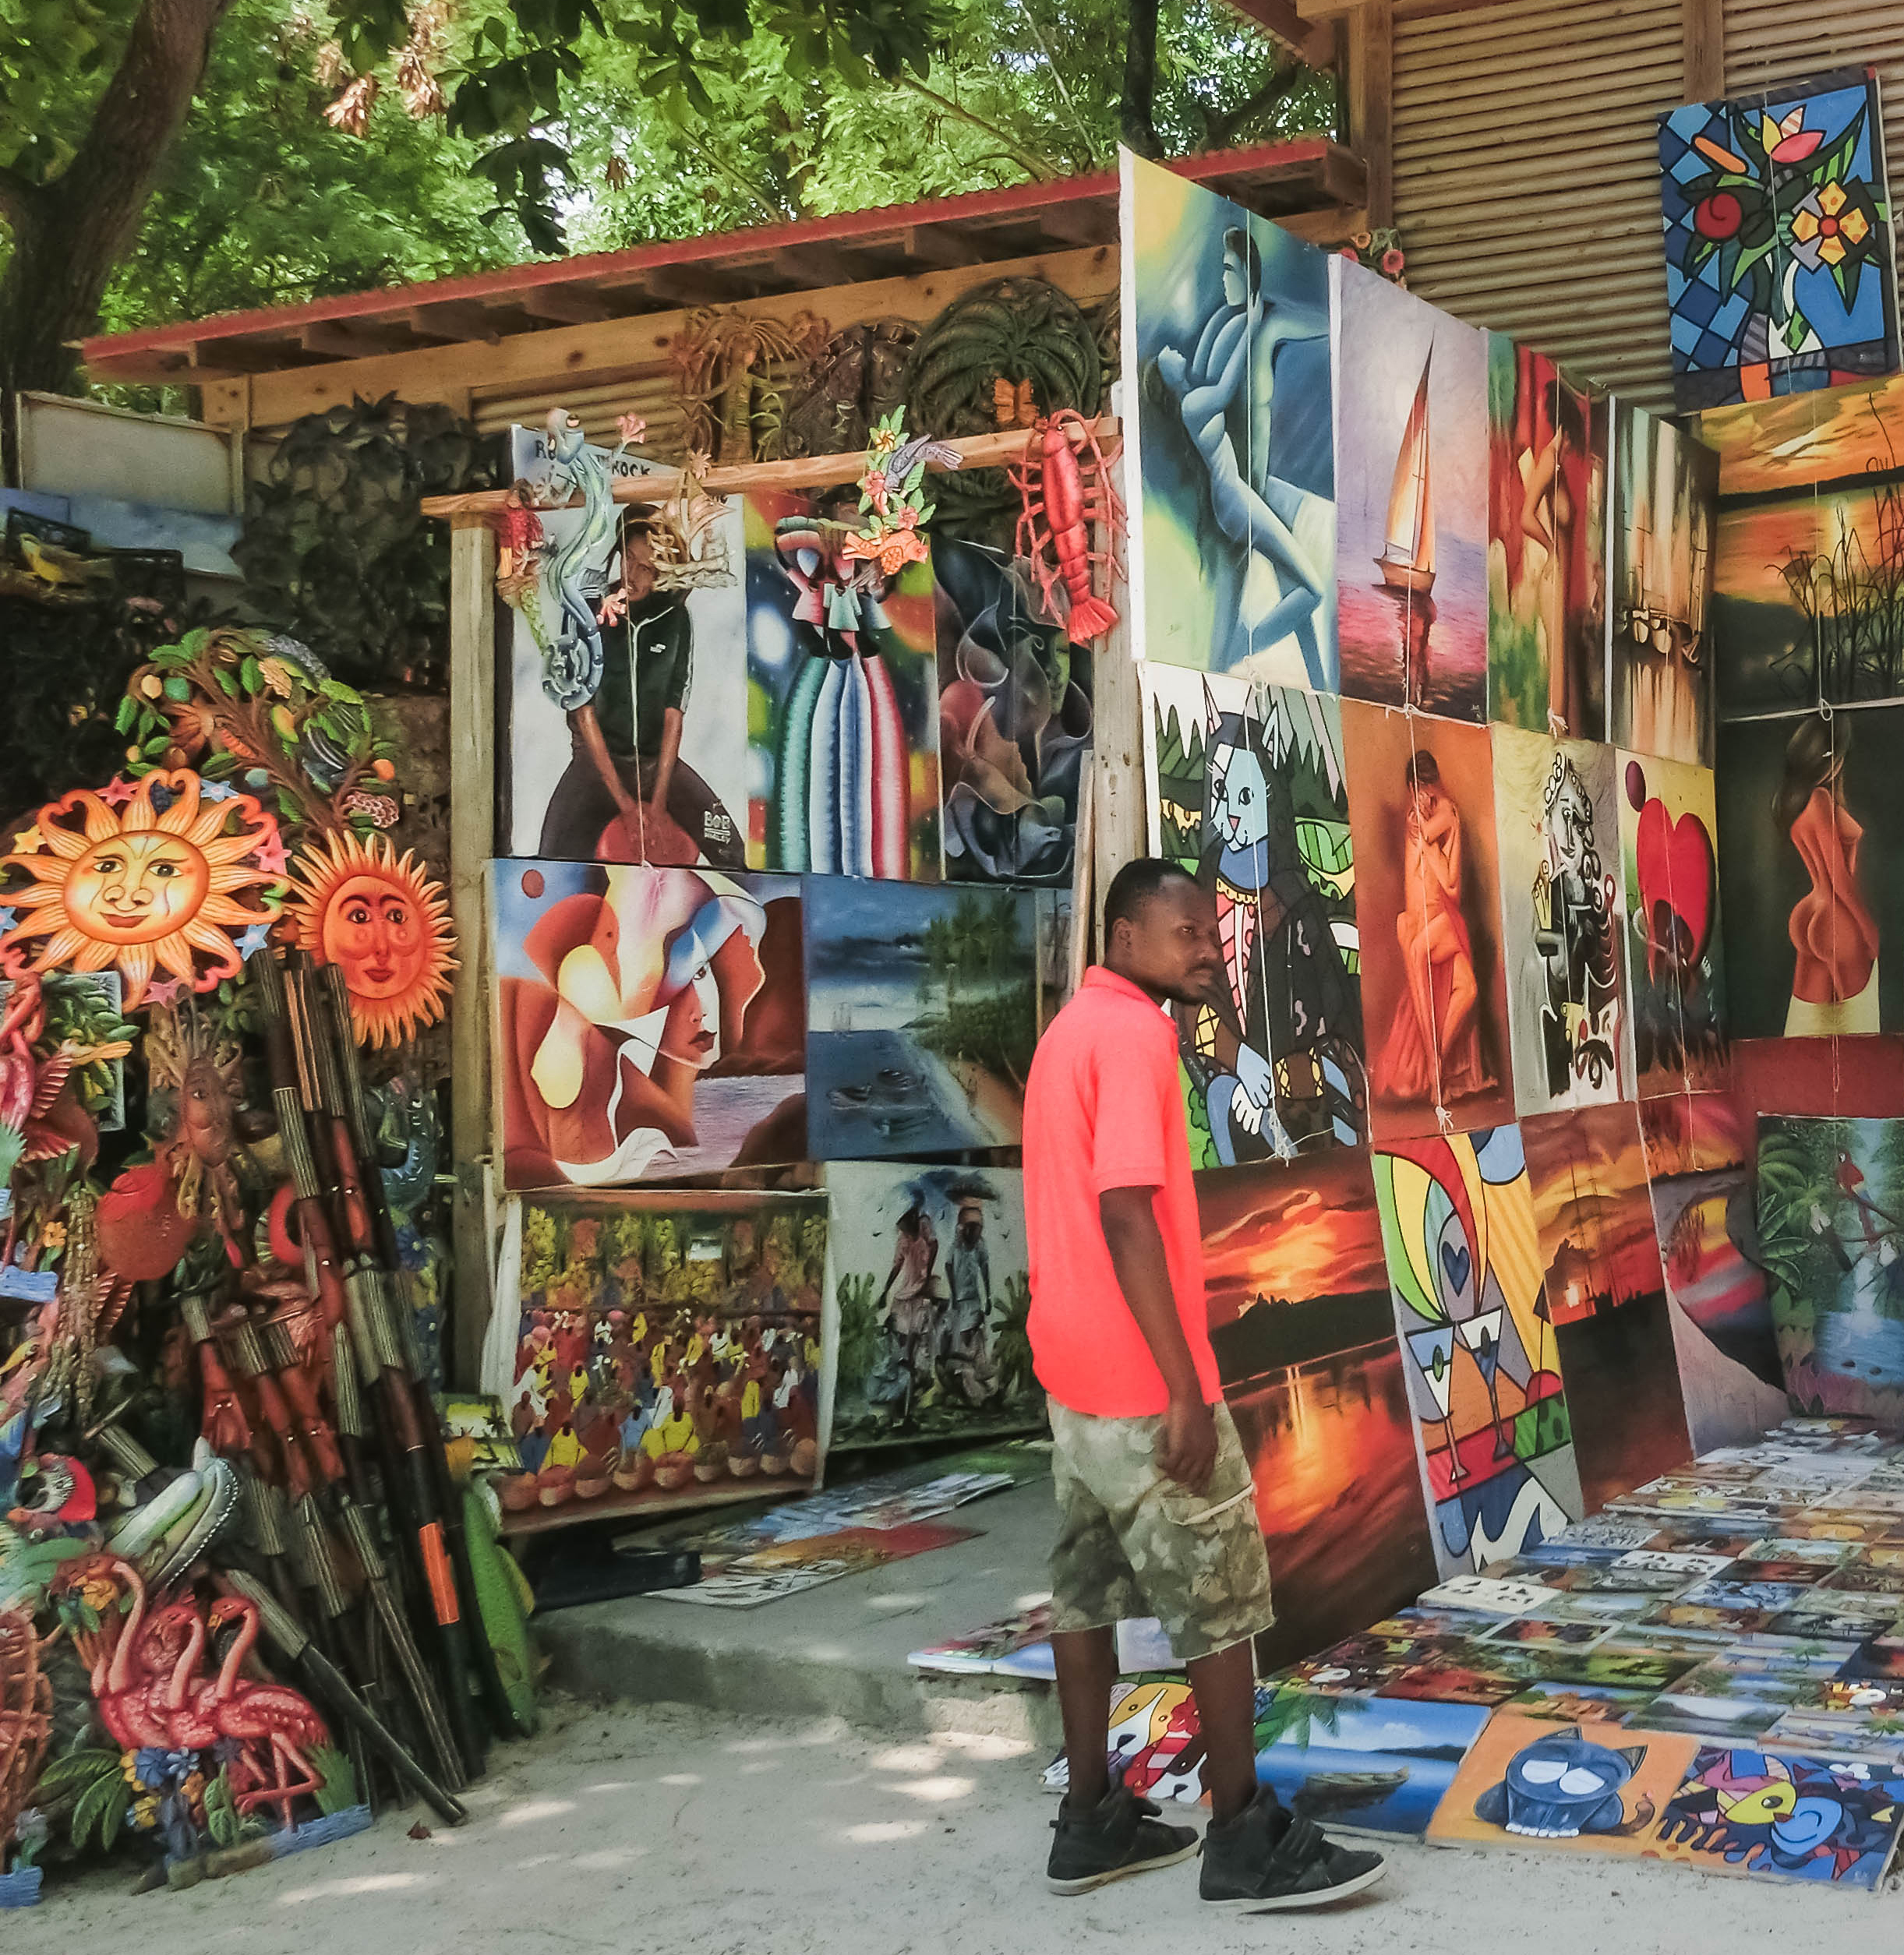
xmin=805 ymin=877 xmax=1040 ymax=1159
xmin=1121 ymin=149 xmax=1337 ymax=690
xmin=1197 ymin=1151 xmax=1439 ymax=1671
xmin=1253 ymin=1689 xmax=1491 ymax=1838
xmin=1336 ymin=261 xmax=1489 ymax=720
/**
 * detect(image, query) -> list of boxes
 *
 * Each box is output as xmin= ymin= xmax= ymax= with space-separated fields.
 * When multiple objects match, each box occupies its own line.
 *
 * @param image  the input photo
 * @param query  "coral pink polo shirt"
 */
xmin=1023 ymin=966 xmax=1220 ymax=1418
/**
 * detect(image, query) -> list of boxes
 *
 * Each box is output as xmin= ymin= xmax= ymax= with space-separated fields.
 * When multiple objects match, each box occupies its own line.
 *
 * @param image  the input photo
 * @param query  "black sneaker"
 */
xmin=1046 ymin=1784 xmax=1201 ymax=1895
xmin=1199 ymin=1789 xmax=1387 ymax=1911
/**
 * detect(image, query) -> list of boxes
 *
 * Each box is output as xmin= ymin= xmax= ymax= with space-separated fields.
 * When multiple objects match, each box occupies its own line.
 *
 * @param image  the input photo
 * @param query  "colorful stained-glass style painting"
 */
xmin=1610 ymin=404 xmax=1719 ymax=765
xmin=1522 ymin=1103 xmax=1692 ymax=1515
xmin=1373 ymin=1125 xmax=1584 ymax=1579
xmin=1335 ymin=260 xmax=1489 ymax=721
xmin=1491 ymin=729 xmax=1627 ymax=1117
xmin=821 ymin=1161 xmax=1040 ymax=1451
xmin=1715 ymin=708 xmax=1899 ymax=1037
xmin=1659 ymin=66 xmax=1901 ymax=413
xmin=502 ymin=489 xmax=751 ymax=870
xmin=742 ymin=489 xmax=941 ymax=880
xmin=934 ymin=539 xmax=1091 ymax=885
xmin=504 ymin=1189 xmax=825 ymax=1522
xmin=1143 ymin=664 xmax=1365 ymax=1159
xmin=1616 ymin=752 xmax=1727 ymax=1096
xmin=1121 ymin=148 xmax=1337 ymax=689
xmin=1758 ymin=1116 xmax=1904 ymax=1421
xmin=1639 ymin=1096 xmax=1787 ymax=1454
xmin=489 ymin=861 xmax=807 ymax=1190
xmin=804 ymin=877 xmax=1040 ymax=1159
xmin=1198 ymin=1152 xmax=1439 ymax=1670
xmin=1485 ymin=339 xmax=1609 ymax=740
xmin=1341 ymin=703 xmax=1514 ymax=1142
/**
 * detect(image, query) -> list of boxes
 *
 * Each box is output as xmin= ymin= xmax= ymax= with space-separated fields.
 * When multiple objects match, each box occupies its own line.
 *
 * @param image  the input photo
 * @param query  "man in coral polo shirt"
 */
xmin=1024 ymin=859 xmax=1386 ymax=1911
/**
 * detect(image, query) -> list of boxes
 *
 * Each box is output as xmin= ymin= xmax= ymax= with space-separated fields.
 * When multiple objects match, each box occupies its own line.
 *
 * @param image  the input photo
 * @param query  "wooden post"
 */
xmin=447 ymin=520 xmax=497 ymax=1391
xmin=1349 ymin=2 xmax=1395 ymax=231
xmin=1682 ymin=0 xmax=1723 ymax=101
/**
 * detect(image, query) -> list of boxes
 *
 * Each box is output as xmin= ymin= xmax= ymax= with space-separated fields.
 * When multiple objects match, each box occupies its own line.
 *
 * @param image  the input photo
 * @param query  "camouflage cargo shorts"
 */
xmin=1046 ymin=1396 xmax=1274 ymax=1661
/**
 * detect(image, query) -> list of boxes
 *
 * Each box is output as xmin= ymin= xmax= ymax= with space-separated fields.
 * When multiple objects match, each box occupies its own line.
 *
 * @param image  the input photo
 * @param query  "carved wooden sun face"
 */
xmin=287 ymin=828 xmax=455 ymax=1047
xmin=1 ymin=770 xmax=282 ymax=1010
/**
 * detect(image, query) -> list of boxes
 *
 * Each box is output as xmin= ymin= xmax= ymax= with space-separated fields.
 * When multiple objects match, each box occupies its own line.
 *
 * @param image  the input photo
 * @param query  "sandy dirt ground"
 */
xmin=9 ymin=1696 xmax=1893 ymax=1954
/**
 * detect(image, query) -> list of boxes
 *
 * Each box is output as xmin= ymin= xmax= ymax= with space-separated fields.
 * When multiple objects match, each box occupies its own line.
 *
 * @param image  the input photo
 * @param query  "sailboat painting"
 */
xmin=1336 ymin=261 xmax=1489 ymax=722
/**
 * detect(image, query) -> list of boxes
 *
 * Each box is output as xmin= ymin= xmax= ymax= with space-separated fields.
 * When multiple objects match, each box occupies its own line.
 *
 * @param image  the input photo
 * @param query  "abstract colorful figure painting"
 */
xmin=743 ymin=489 xmax=941 ymax=880
xmin=502 ymin=492 xmax=751 ymax=870
xmin=1198 ymin=1151 xmax=1439 ymax=1670
xmin=1485 ymin=341 xmax=1608 ymax=740
xmin=490 ymin=861 xmax=806 ymax=1190
xmin=1617 ymin=753 xmax=1727 ymax=1096
xmin=1757 ymin=1116 xmax=1904 ymax=1421
xmin=1610 ymin=404 xmax=1719 ymax=765
xmin=1334 ymin=260 xmax=1489 ymax=720
xmin=934 ymin=540 xmax=1091 ymax=885
xmin=1522 ymin=1103 xmax=1691 ymax=1514
xmin=1122 ymin=149 xmax=1337 ymax=689
xmin=1341 ymin=703 xmax=1513 ymax=1141
xmin=1640 ymin=1094 xmax=1787 ymax=1454
xmin=821 ymin=1161 xmax=1040 ymax=1451
xmin=1373 ymin=1126 xmax=1583 ymax=1579
xmin=1145 ymin=665 xmax=1365 ymax=1159
xmin=804 ymin=878 xmax=1037 ymax=1159
xmin=1491 ymin=729 xmax=1626 ymax=1117
xmin=1658 ymin=66 xmax=1901 ymax=412
xmin=1715 ymin=708 xmax=1894 ymax=1037
xmin=506 ymin=1191 xmax=825 ymax=1516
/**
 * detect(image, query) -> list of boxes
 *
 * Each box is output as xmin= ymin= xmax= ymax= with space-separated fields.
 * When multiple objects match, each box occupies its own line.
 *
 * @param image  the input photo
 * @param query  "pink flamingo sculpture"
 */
xmin=182 ymin=1595 xmax=331 ymax=1827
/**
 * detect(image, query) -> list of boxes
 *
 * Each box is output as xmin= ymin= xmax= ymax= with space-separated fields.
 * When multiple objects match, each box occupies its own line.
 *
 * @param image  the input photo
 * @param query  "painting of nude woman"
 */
xmin=1122 ymin=150 xmax=1337 ymax=691
xmin=1341 ymin=704 xmax=1517 ymax=1140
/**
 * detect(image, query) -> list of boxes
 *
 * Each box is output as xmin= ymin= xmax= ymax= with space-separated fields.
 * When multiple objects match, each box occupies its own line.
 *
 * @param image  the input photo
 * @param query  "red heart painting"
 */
xmin=1635 ymin=797 xmax=1714 ymax=960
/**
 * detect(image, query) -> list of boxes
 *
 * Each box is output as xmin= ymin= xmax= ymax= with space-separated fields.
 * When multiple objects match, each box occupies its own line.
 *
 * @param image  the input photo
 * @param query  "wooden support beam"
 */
xmin=641 ymin=263 xmax=758 ymax=307
xmin=1349 ymin=0 xmax=1394 ymax=228
xmin=1682 ymin=0 xmax=1723 ymax=101
xmin=185 ymin=337 xmax=289 ymax=376
xmin=766 ymin=242 xmax=871 ymax=289
xmin=514 ymin=284 xmax=612 ymax=325
xmin=405 ymin=302 xmax=502 ymax=345
xmin=1224 ymin=0 xmax=1339 ymax=65
xmin=300 ymin=321 xmax=408 ymax=359
xmin=900 ymin=224 xmax=984 ymax=269
xmin=1038 ymin=201 xmax=1118 ymax=248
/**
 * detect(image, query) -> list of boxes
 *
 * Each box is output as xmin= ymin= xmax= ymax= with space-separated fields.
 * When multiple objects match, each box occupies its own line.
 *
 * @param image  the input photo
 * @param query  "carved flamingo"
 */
xmin=192 ymin=1596 xmax=331 ymax=1827
xmin=70 ymin=1558 xmax=178 ymax=1749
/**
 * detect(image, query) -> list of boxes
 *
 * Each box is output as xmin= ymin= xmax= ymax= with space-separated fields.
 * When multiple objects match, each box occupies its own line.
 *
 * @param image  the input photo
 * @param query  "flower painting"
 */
xmin=1658 ymin=65 xmax=1902 ymax=412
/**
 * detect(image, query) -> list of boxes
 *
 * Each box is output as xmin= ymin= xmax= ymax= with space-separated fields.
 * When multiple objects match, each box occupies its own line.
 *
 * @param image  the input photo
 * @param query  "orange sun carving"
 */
xmin=286 ymin=828 xmax=456 ymax=1047
xmin=1 ymin=770 xmax=284 ymax=1011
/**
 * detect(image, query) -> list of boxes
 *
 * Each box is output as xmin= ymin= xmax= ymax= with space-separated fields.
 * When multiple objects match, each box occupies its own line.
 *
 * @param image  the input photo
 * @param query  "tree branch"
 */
xmin=894 ymin=76 xmax=1058 ymax=181
xmin=1202 ymin=54 xmax=1303 ymax=151
xmin=0 ymin=163 xmax=37 ymax=228
xmin=1120 ymin=0 xmax=1161 ymax=159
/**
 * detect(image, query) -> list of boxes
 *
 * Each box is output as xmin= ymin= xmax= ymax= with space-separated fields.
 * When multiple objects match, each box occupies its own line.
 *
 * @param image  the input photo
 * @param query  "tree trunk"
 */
xmin=0 ymin=0 xmax=234 ymax=442
xmin=1119 ymin=0 xmax=1163 ymax=158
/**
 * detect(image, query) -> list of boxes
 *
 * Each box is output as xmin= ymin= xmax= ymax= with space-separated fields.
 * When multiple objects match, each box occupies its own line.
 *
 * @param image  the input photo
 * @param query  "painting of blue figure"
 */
xmin=1253 ymin=1688 xmax=1491 ymax=1838
xmin=805 ymin=877 xmax=1042 ymax=1159
xmin=1121 ymin=147 xmax=1337 ymax=690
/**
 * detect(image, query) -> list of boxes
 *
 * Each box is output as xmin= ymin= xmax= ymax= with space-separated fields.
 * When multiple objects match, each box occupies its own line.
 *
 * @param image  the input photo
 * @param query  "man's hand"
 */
xmin=1157 ymin=1394 xmax=1217 ymax=1494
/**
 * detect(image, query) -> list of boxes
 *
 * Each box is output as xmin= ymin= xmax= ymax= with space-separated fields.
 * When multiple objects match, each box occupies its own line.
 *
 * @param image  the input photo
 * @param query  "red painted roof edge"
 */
xmin=83 ymin=137 xmax=1337 ymax=360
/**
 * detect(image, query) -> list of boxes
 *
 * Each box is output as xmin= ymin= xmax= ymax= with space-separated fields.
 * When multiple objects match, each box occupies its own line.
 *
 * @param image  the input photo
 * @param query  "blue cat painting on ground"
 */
xmin=1473 ymin=1727 xmax=1650 ymax=1839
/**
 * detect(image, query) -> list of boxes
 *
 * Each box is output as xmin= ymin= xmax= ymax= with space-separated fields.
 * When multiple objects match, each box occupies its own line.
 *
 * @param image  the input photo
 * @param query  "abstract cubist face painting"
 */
xmin=1610 ymin=404 xmax=1719 ymax=765
xmin=1122 ymin=149 xmax=1337 ymax=690
xmin=804 ymin=877 xmax=1040 ymax=1159
xmin=1617 ymin=752 xmax=1727 ymax=1096
xmin=507 ymin=1191 xmax=825 ymax=1505
xmin=1715 ymin=705 xmax=1904 ymax=1039
xmin=1143 ymin=664 xmax=1365 ymax=1160
xmin=1485 ymin=339 xmax=1609 ymax=741
xmin=490 ymin=861 xmax=807 ymax=1191
xmin=1335 ymin=260 xmax=1490 ymax=722
xmin=1521 ymin=1103 xmax=1691 ymax=1516
xmin=821 ymin=1160 xmax=1040 ymax=1452
xmin=933 ymin=538 xmax=1092 ymax=886
xmin=1373 ymin=1125 xmax=1584 ymax=1579
xmin=1659 ymin=65 xmax=1901 ymax=413
xmin=503 ymin=481 xmax=752 ymax=872
xmin=1198 ymin=1149 xmax=1439 ymax=1671
xmin=1758 ymin=1114 xmax=1904 ymax=1422
xmin=1492 ymin=729 xmax=1627 ymax=1116
xmin=1341 ymin=703 xmax=1514 ymax=1141
xmin=743 ymin=490 xmax=942 ymax=880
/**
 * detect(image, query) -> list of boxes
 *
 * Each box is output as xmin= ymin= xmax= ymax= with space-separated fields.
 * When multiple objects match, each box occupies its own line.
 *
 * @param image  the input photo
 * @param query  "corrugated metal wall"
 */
xmin=1391 ymin=0 xmax=1686 ymax=409
xmin=1723 ymin=2 xmax=1904 ymax=154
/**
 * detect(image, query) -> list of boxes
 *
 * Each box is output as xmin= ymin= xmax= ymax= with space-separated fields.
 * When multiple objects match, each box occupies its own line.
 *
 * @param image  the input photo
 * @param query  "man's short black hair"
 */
xmin=1103 ymin=857 xmax=1199 ymax=937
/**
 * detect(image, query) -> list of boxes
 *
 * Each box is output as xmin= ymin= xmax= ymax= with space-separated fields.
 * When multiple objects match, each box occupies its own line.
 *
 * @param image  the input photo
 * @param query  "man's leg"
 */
xmin=1185 ymin=1639 xmax=1259 ymax=1822
xmin=1051 ymin=1626 xmax=1117 ymax=1809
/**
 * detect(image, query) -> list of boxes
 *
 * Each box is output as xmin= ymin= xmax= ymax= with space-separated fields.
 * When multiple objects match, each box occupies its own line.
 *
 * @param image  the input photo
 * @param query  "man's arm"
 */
xmin=1098 ymin=1187 xmax=1216 ymax=1493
